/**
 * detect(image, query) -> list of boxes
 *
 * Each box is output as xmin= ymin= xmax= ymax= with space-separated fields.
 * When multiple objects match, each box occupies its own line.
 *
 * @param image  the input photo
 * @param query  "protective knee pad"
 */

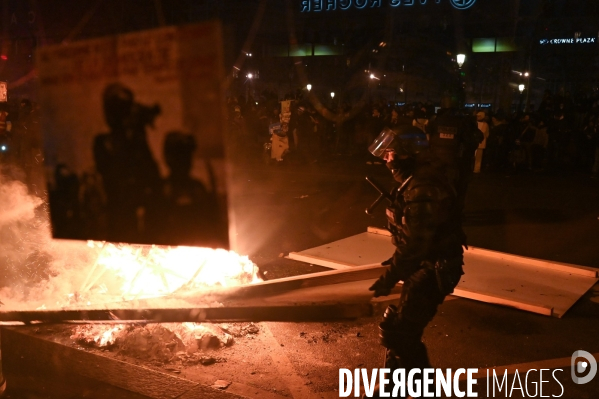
xmin=378 ymin=314 xmax=420 ymax=350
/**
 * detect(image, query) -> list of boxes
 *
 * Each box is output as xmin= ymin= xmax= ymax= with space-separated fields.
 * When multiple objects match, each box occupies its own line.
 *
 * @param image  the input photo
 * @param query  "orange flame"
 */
xmin=77 ymin=242 xmax=260 ymax=302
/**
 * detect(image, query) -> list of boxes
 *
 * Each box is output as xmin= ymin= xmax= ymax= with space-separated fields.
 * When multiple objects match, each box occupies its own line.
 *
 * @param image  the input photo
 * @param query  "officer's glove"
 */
xmin=369 ymin=276 xmax=394 ymax=298
xmin=369 ymin=257 xmax=397 ymax=298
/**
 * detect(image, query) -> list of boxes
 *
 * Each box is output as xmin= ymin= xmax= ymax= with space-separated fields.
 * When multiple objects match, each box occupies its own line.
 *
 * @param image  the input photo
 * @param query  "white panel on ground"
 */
xmin=288 ymin=232 xmax=393 ymax=267
xmin=288 ymin=230 xmax=598 ymax=318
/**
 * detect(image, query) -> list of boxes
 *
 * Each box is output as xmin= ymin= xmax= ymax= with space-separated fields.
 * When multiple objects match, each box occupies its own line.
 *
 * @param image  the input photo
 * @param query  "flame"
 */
xmin=77 ymin=242 xmax=260 ymax=302
xmin=97 ymin=325 xmax=125 ymax=346
xmin=71 ymin=324 xmax=125 ymax=347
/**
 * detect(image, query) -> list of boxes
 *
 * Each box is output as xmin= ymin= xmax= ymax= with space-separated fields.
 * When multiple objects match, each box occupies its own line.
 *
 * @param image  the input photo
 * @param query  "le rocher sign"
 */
xmin=300 ymin=0 xmax=477 ymax=12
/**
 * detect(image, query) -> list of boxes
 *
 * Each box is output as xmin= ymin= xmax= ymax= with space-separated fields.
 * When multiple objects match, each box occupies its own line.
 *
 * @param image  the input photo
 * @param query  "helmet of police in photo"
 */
xmin=368 ymin=126 xmax=429 ymax=159
xmin=103 ymin=83 xmax=134 ymax=129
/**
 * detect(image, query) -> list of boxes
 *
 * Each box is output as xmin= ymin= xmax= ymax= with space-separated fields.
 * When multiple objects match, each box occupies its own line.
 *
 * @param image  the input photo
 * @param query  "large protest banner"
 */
xmin=37 ymin=23 xmax=230 ymax=248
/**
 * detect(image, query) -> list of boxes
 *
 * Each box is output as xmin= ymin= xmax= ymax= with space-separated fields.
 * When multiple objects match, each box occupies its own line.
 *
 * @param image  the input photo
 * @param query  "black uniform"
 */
xmin=371 ymin=154 xmax=465 ymax=376
xmin=366 ymin=126 xmax=468 ymax=398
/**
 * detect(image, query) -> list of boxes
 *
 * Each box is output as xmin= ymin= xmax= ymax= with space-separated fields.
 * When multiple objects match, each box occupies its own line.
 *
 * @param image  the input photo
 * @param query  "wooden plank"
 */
xmin=466 ymin=246 xmax=598 ymax=278
xmin=174 ymin=263 xmax=384 ymax=302
xmin=250 ymin=279 xmax=401 ymax=308
xmin=287 ymin=252 xmax=354 ymax=270
xmin=453 ymin=287 xmax=554 ymax=317
xmin=459 ymin=252 xmax=597 ymax=318
xmin=0 ymin=304 xmax=373 ymax=324
xmin=288 ymin=232 xmax=394 ymax=267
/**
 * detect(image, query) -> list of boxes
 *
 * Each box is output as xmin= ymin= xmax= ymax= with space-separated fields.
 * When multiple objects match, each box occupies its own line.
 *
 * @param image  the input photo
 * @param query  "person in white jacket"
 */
xmin=474 ymin=111 xmax=490 ymax=173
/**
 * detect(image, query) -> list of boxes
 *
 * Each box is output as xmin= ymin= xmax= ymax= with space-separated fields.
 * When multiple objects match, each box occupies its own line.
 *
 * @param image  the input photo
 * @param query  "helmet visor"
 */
xmin=368 ymin=127 xmax=396 ymax=158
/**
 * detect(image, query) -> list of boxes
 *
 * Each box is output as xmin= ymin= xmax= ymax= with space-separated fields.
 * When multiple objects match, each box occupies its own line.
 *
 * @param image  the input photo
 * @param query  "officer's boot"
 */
xmin=361 ymin=349 xmax=409 ymax=399
xmin=362 ymin=305 xmax=411 ymax=398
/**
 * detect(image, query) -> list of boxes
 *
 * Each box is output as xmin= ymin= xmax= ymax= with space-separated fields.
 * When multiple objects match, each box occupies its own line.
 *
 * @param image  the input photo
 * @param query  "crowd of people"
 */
xmin=1 ymin=87 xmax=598 ymax=247
xmin=476 ymin=90 xmax=599 ymax=177
xmin=227 ymin=89 xmax=599 ymax=178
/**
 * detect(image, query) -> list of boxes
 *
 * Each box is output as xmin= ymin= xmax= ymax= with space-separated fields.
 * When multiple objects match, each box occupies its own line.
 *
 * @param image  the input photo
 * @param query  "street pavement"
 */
xmin=233 ymin=154 xmax=599 ymax=398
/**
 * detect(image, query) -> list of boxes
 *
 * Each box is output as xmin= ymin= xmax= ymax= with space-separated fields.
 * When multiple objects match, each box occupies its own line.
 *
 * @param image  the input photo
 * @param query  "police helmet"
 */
xmin=368 ymin=125 xmax=428 ymax=159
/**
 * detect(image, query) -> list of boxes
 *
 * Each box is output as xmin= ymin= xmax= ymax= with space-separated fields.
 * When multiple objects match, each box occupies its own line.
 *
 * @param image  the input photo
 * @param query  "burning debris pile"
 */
xmin=70 ymin=322 xmax=260 ymax=366
xmin=0 ymin=172 xmax=262 ymax=313
xmin=75 ymin=243 xmax=260 ymax=304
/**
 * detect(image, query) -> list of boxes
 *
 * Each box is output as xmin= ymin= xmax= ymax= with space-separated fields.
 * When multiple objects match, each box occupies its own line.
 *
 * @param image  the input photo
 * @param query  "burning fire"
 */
xmin=0 ymin=172 xmax=261 ymax=311
xmin=75 ymin=241 xmax=261 ymax=303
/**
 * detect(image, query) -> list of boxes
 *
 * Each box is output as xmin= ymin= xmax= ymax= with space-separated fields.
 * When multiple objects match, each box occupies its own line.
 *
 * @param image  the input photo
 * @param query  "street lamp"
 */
xmin=306 ymin=84 xmax=312 ymax=91
xmin=247 ymin=73 xmax=253 ymax=79
xmin=518 ymin=84 xmax=526 ymax=113
xmin=524 ymin=72 xmax=531 ymax=111
xmin=330 ymin=92 xmax=335 ymax=98
xmin=456 ymin=54 xmax=466 ymax=68
xmin=455 ymin=54 xmax=466 ymax=107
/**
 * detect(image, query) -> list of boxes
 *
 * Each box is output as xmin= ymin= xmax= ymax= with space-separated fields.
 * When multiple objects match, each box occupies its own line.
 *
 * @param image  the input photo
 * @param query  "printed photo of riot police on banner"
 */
xmin=37 ymin=23 xmax=230 ymax=248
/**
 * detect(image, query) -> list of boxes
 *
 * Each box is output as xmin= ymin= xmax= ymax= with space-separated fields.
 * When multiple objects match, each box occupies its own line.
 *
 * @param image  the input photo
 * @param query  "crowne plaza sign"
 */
xmin=300 ymin=0 xmax=477 ymax=12
xmin=539 ymin=37 xmax=597 ymax=45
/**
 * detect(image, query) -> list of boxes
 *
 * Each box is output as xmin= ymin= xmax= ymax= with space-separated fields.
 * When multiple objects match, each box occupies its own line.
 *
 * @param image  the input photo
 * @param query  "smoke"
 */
xmin=0 ymin=175 xmax=43 ymax=227
xmin=0 ymin=172 xmax=51 ymax=300
xmin=0 ymin=172 xmax=96 ymax=311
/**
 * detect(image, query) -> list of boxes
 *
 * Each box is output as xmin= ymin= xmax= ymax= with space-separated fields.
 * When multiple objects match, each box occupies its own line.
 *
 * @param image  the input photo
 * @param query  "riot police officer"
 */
xmin=365 ymin=125 xmax=466 ymax=398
